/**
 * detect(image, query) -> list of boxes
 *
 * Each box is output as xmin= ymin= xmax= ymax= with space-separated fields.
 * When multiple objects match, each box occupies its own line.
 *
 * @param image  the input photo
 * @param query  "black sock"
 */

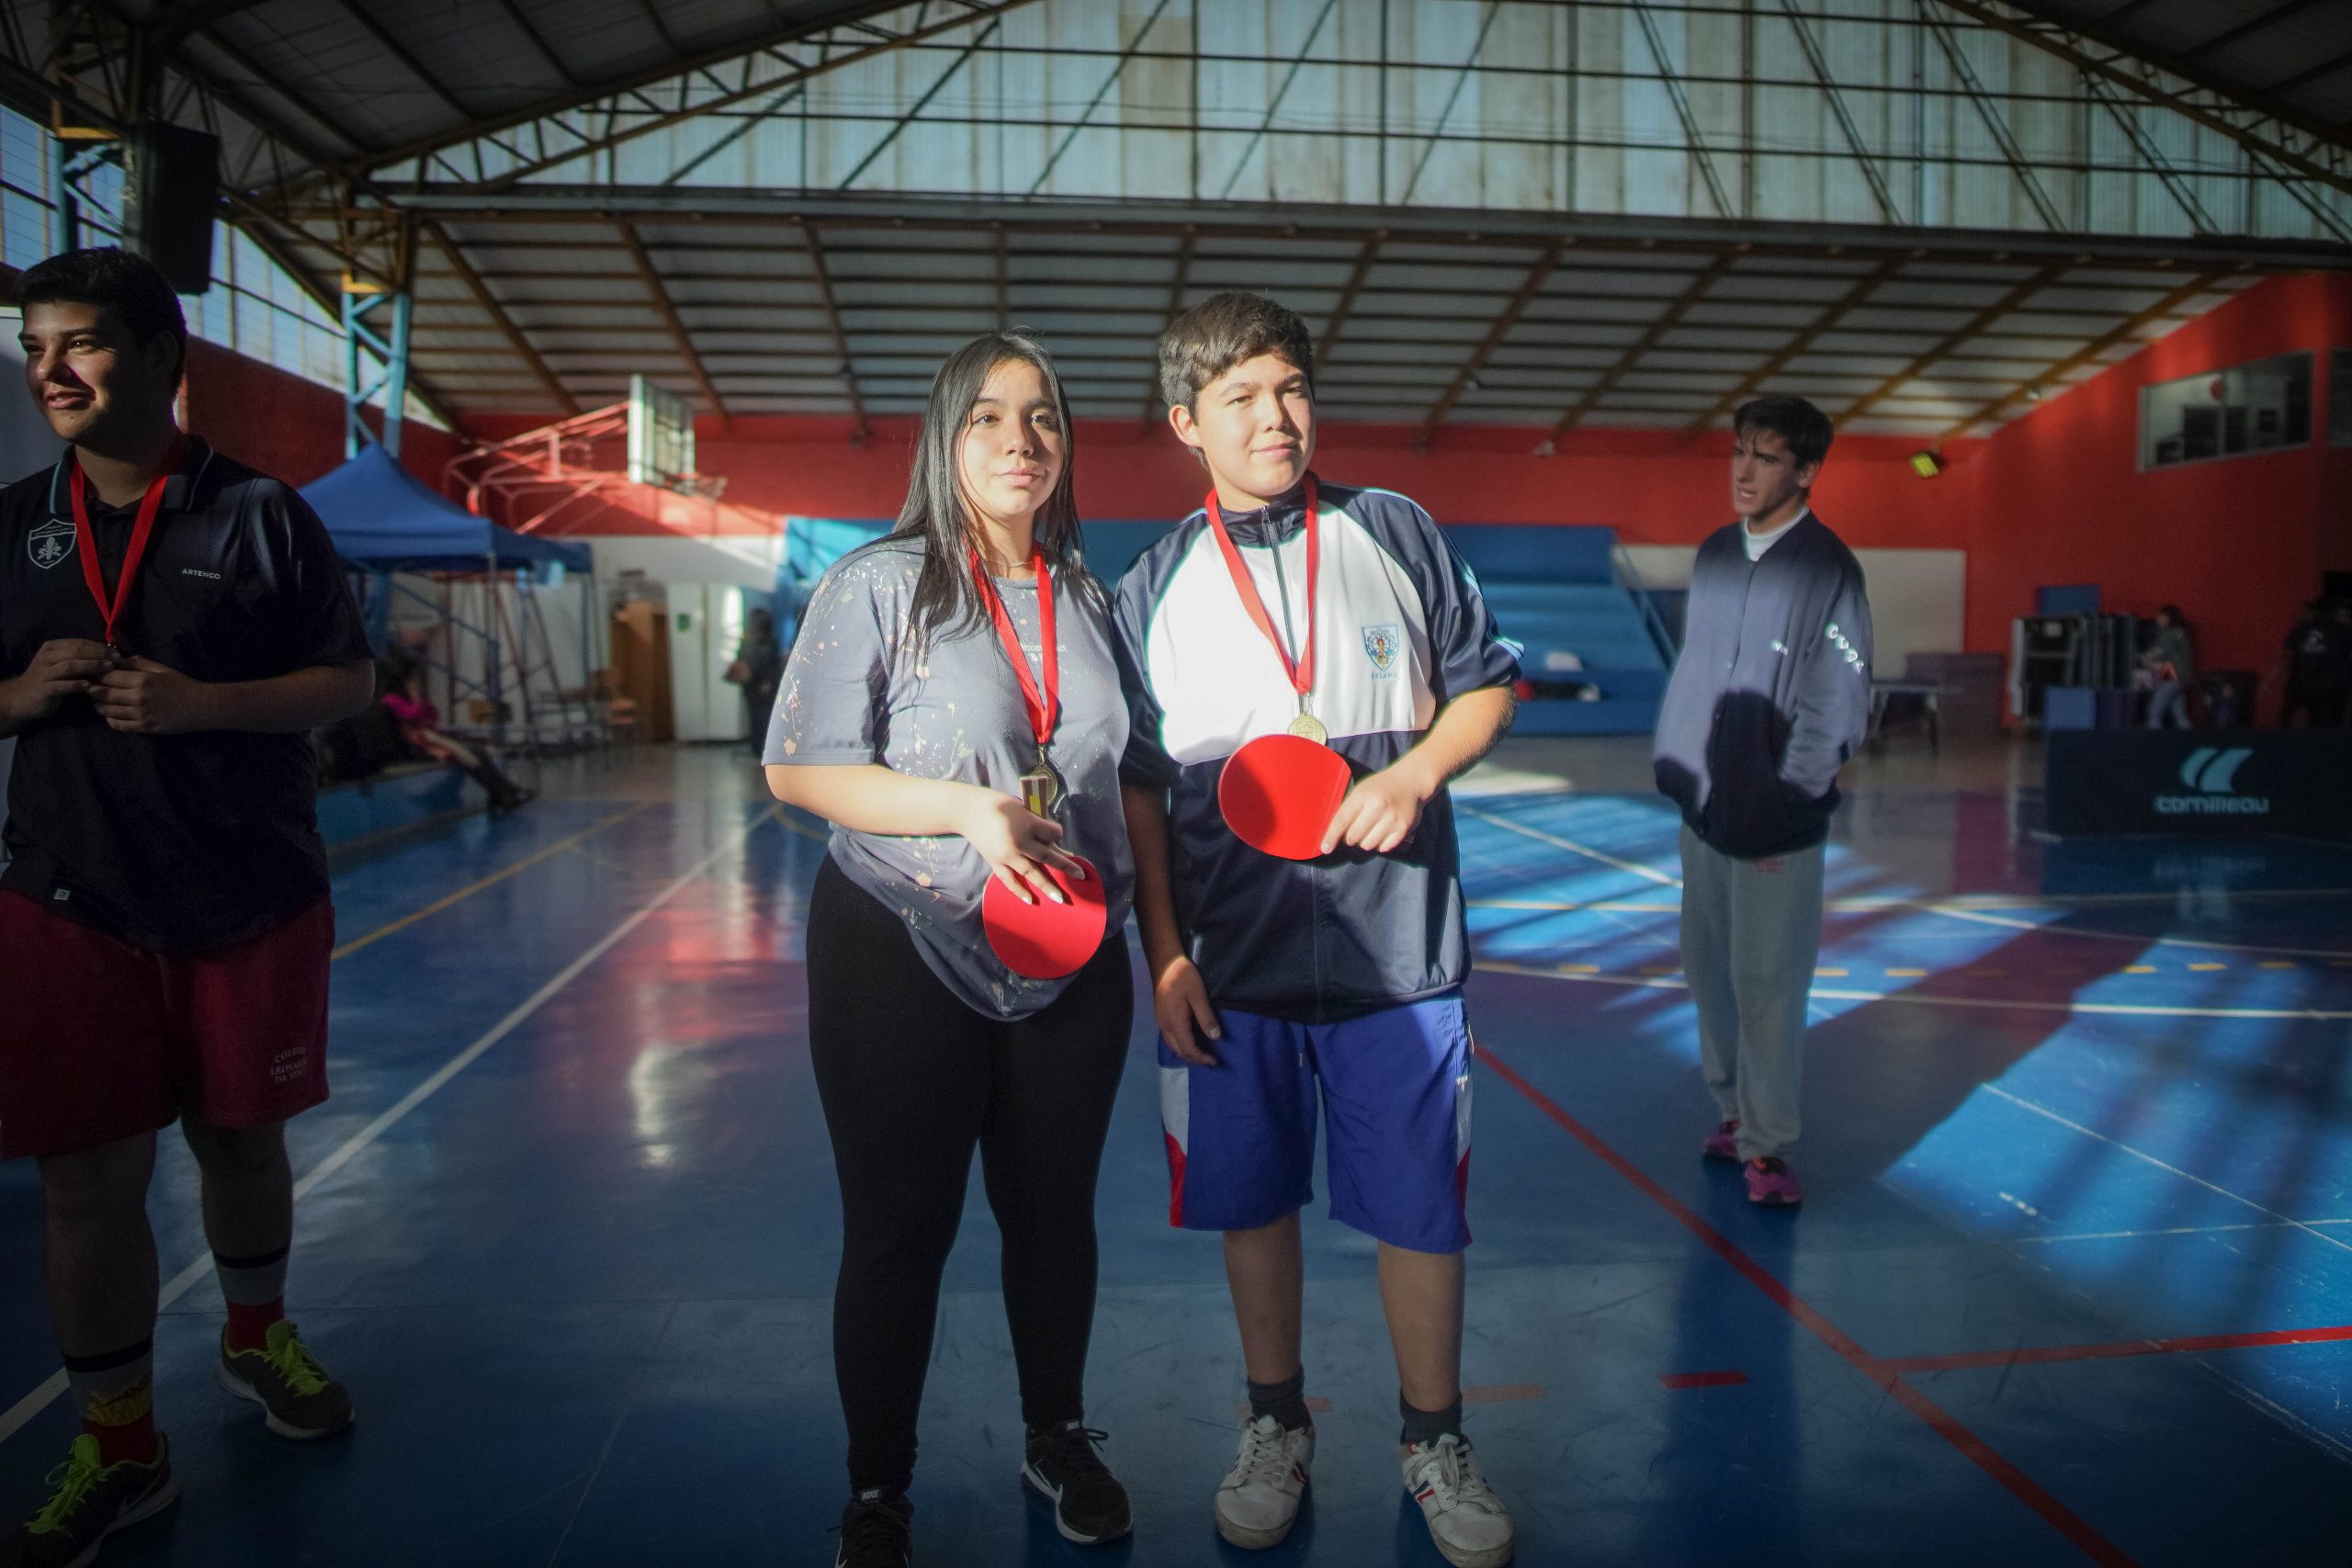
xmin=1399 ymin=1391 xmax=1464 ymax=1447
xmin=1248 ymin=1369 xmax=1311 ymax=1432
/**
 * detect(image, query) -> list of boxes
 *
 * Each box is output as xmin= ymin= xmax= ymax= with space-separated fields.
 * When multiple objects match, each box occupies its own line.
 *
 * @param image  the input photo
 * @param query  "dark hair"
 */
xmin=13 ymin=246 xmax=188 ymax=382
xmin=2157 ymin=604 xmax=2185 ymax=626
xmin=1733 ymin=394 xmax=1834 ymax=471
xmin=888 ymin=332 xmax=1102 ymax=656
xmin=1158 ymin=290 xmax=1315 ymax=412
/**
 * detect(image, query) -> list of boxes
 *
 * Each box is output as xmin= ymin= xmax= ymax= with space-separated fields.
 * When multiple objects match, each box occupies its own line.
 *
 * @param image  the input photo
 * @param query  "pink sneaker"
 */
xmin=1702 ymin=1120 xmax=1741 ymax=1163
xmin=1745 ymin=1157 xmax=1803 ymax=1206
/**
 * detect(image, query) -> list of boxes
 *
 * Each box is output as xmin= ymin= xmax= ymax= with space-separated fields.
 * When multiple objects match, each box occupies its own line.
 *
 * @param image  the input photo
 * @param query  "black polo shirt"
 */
xmin=0 ymin=437 xmax=370 ymax=953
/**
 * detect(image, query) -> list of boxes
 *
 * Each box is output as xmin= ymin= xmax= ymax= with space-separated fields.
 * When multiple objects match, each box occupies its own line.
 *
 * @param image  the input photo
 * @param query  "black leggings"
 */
xmin=805 ymin=856 xmax=1134 ymax=1495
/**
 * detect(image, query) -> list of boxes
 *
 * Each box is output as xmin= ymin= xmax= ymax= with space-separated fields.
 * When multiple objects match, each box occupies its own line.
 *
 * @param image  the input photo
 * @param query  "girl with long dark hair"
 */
xmin=764 ymin=333 xmax=1136 ymax=1566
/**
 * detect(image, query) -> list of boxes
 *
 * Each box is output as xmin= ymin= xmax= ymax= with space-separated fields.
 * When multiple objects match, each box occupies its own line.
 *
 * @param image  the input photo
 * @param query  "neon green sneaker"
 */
xmin=216 ymin=1321 xmax=355 ymax=1441
xmin=2 ymin=1433 xmax=177 ymax=1568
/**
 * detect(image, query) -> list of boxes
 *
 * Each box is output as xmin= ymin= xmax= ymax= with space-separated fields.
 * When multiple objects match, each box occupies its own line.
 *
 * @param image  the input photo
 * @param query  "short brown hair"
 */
xmin=1158 ymin=290 xmax=1315 ymax=412
xmin=1733 ymin=394 xmax=1834 ymax=470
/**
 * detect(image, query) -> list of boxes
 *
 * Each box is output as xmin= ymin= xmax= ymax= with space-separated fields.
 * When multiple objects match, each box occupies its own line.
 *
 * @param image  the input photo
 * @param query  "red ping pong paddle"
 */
xmin=1218 ymin=735 xmax=1353 ymax=861
xmin=982 ymin=855 xmax=1108 ymax=979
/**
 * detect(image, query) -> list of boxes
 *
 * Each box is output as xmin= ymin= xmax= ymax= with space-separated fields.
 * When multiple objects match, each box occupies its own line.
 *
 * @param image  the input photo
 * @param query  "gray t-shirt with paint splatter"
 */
xmin=765 ymin=538 xmax=1135 ymax=1019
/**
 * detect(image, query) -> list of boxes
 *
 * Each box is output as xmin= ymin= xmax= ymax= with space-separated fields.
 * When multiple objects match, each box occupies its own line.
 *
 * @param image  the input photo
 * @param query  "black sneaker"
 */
xmin=216 ymin=1322 xmax=355 ymax=1440
xmin=1021 ymin=1421 xmax=1133 ymax=1545
xmin=3 ymin=1433 xmax=178 ymax=1568
xmin=833 ymin=1490 xmax=911 ymax=1568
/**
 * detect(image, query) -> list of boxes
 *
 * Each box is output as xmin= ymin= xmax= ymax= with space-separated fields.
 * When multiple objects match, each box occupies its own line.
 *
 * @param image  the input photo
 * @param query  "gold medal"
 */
xmin=1019 ymin=750 xmax=1066 ymax=819
xmin=1287 ymin=710 xmax=1328 ymax=744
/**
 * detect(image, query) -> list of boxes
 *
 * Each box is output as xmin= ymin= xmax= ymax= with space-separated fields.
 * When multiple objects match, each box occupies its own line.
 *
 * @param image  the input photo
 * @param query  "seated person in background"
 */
xmin=379 ymin=651 xmax=534 ymax=814
xmin=2139 ymin=604 xmax=2195 ymax=729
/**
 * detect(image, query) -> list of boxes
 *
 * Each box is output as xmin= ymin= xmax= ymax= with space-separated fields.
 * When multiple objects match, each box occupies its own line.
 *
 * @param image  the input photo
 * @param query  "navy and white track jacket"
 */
xmin=1653 ymin=513 xmax=1872 ymax=858
xmin=1114 ymin=478 xmax=1521 ymax=1022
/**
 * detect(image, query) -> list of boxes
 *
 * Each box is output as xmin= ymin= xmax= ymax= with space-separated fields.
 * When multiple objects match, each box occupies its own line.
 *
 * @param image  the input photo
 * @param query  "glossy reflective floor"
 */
xmin=3 ymin=737 xmax=2348 ymax=1566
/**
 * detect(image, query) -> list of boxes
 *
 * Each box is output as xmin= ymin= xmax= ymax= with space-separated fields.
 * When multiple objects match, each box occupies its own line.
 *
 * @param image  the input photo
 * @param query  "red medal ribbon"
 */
xmin=1204 ymin=476 xmax=1317 ymax=706
xmin=967 ymin=546 xmax=1057 ymax=750
xmin=69 ymin=439 xmax=185 ymax=653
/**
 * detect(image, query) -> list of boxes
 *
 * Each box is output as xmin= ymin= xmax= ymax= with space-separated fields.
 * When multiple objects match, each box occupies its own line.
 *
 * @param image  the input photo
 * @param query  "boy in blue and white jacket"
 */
xmin=1114 ymin=291 xmax=1521 ymax=1568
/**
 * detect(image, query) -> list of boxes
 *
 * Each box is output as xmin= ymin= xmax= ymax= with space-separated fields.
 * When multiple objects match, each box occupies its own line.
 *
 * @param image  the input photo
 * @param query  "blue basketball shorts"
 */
xmin=1158 ymin=994 xmax=1474 ymax=1254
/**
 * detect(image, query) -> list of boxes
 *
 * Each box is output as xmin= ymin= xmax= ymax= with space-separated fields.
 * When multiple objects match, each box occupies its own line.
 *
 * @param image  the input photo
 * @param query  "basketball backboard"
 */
xmin=628 ymin=375 xmax=696 ymax=491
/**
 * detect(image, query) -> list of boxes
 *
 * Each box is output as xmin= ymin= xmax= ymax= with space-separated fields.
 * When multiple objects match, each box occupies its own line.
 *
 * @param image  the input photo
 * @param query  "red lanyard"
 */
xmin=69 ymin=441 xmax=183 ymax=653
xmin=968 ymin=546 xmax=1057 ymax=750
xmin=1204 ymin=477 xmax=1317 ymax=705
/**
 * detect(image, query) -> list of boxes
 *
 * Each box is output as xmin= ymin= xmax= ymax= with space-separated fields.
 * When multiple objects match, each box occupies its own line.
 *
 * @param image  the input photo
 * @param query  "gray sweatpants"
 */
xmin=1678 ymin=824 xmax=1825 ymax=1163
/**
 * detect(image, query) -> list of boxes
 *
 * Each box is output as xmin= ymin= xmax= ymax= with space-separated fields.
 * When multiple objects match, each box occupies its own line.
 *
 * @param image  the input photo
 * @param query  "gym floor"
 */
xmin=2 ymin=735 xmax=2347 ymax=1566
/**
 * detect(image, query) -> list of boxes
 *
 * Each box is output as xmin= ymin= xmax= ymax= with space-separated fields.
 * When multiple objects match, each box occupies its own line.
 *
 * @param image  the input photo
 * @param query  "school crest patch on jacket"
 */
xmin=28 ymin=516 xmax=71 ymax=570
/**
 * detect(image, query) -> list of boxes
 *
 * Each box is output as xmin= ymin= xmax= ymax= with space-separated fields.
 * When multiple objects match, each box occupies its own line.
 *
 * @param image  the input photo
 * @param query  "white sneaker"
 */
xmin=1403 ymin=1433 xmax=1515 ymax=1567
xmin=1214 ymin=1413 xmax=1314 ymax=1549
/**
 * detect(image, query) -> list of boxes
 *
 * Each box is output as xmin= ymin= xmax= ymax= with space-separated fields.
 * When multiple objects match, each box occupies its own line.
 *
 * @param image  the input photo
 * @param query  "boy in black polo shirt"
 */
xmin=1 ymin=249 xmax=373 ymax=1566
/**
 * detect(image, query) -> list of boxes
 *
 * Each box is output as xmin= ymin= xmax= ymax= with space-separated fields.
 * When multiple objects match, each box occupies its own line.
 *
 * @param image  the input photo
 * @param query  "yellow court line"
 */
xmin=331 ymin=802 xmax=650 ymax=961
xmin=1475 ymin=960 xmax=2352 ymax=1023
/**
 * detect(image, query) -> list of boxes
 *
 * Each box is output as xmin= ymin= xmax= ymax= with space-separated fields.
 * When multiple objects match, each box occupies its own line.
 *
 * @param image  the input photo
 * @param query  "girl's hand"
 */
xmin=958 ymin=787 xmax=1089 ymax=906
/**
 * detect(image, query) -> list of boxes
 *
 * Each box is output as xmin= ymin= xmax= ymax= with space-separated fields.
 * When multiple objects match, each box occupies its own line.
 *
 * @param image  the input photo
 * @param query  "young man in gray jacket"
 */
xmin=1652 ymin=395 xmax=1871 ymax=1207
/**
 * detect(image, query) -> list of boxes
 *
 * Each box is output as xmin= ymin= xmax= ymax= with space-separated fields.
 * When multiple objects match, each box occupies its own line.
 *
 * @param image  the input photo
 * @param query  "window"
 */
xmin=2332 ymin=350 xmax=2352 ymax=448
xmin=0 ymin=108 xmax=440 ymax=429
xmin=2140 ymin=352 xmax=2312 ymax=468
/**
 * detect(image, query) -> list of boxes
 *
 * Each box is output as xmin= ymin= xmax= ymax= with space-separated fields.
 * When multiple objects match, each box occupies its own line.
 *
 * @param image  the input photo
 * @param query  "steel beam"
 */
xmin=1317 ymin=233 xmax=1385 ymax=364
xmin=618 ymin=222 xmax=729 ymax=424
xmin=1418 ymin=239 xmax=1566 ymax=449
xmin=1626 ymin=0 xmax=1737 ymax=217
xmin=2084 ymin=73 xmax=2218 ymax=235
xmin=1140 ymin=228 xmax=1193 ymax=425
xmin=1937 ymin=0 xmax=2352 ymax=197
xmin=487 ymin=0 xmax=579 ymax=90
xmin=1028 ymin=0 xmax=1180 ymax=197
xmin=802 ymin=223 xmax=871 ymax=444
xmin=364 ymin=1 xmax=1045 ymax=193
xmin=1834 ymin=260 xmax=2064 ymax=422
xmin=1919 ymin=8 xmax=2066 ymax=231
xmin=1777 ymin=0 xmax=1903 ymax=224
xmin=373 ymin=189 xmax=2348 ymax=274
xmin=1939 ymin=268 xmax=2224 ymax=435
xmin=1545 ymin=253 xmax=1740 ymax=447
xmin=328 ymin=0 xmax=477 ymax=125
xmin=835 ymin=14 xmax=1004 ymax=192
xmin=1683 ymin=254 xmax=1905 ymax=431
xmin=424 ymin=219 xmax=580 ymax=414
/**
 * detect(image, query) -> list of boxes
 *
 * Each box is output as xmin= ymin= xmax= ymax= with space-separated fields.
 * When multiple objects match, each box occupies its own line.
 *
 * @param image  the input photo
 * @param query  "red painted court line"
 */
xmin=1463 ymin=1382 xmax=1547 ymax=1404
xmin=1880 ymin=1325 xmax=2352 ymax=1375
xmin=1659 ymin=1370 xmax=1750 ymax=1390
xmin=1471 ymin=1040 xmax=2138 ymax=1568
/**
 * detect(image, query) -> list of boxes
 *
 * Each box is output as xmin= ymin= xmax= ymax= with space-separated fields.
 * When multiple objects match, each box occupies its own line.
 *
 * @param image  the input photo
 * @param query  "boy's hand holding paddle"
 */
xmin=1319 ymin=754 xmax=1438 ymax=857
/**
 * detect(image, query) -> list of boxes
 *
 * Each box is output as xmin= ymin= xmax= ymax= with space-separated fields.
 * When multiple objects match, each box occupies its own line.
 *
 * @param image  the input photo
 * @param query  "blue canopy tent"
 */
xmin=301 ymin=445 xmax=597 ymax=750
xmin=301 ymin=444 xmax=590 ymax=574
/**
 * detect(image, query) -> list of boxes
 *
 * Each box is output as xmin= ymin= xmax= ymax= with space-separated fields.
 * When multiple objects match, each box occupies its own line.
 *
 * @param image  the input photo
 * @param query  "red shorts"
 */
xmin=0 ymin=890 xmax=334 ymax=1160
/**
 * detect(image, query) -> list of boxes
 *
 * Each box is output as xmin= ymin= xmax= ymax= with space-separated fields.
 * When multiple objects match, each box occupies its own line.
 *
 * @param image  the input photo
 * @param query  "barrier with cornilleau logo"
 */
xmin=2045 ymin=728 xmax=2352 ymax=839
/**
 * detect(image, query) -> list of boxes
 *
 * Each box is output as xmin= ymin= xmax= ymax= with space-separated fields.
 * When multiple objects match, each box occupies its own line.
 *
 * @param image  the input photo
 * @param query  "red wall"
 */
xmin=1939 ymin=270 xmax=2352 ymax=679
xmin=464 ymin=412 xmax=1973 ymax=550
xmin=462 ymin=269 xmax=2351 ymax=689
xmin=184 ymin=335 xmax=460 ymax=491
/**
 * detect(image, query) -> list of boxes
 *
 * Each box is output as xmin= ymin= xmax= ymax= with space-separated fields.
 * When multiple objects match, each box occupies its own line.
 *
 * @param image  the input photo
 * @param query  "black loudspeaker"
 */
xmin=122 ymin=119 xmax=219 ymax=295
